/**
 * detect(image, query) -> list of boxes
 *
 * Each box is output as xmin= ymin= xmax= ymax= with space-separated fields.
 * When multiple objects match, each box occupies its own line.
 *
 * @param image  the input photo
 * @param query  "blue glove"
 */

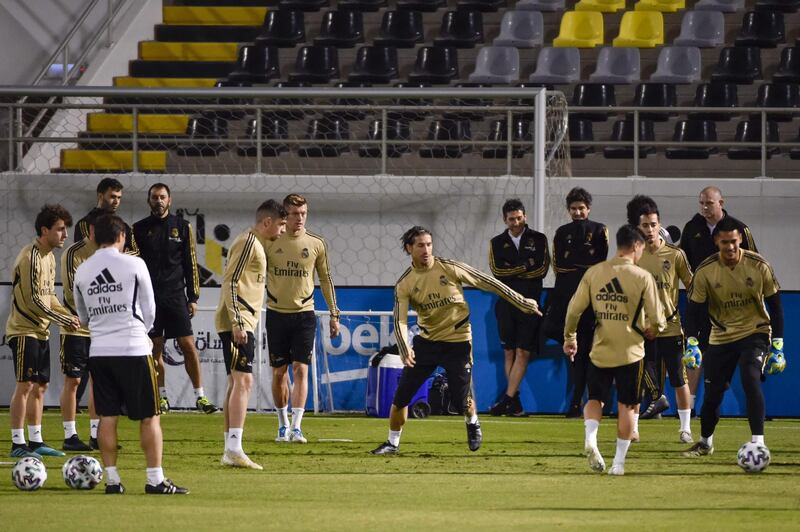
xmin=765 ymin=338 xmax=786 ymax=375
xmin=683 ymin=337 xmax=702 ymax=369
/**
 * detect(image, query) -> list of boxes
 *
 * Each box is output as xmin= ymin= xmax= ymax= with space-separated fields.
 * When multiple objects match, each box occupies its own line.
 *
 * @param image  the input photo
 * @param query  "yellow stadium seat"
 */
xmin=59 ymin=150 xmax=167 ymax=172
xmin=138 ymin=42 xmax=239 ymax=61
xmin=553 ymin=11 xmax=604 ymax=48
xmin=162 ymin=6 xmax=267 ymax=26
xmin=635 ymin=0 xmax=685 ymax=13
xmin=612 ymin=11 xmax=664 ymax=48
xmin=113 ymin=77 xmax=217 ymax=88
xmin=575 ymin=0 xmax=625 ymax=13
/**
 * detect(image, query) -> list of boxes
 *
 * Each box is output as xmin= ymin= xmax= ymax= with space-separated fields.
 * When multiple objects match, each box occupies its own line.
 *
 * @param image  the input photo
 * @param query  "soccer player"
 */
xmin=265 ymin=194 xmax=340 ymax=444
xmin=75 ymin=177 xmax=139 ymax=254
xmin=133 ymin=183 xmax=217 ymax=415
xmin=75 ymin=214 xmax=188 ymax=495
xmin=217 ymin=200 xmax=286 ymax=469
xmin=541 ymin=187 xmax=608 ymax=417
xmin=682 ymin=217 xmax=784 ymax=458
xmin=7 ymin=205 xmax=79 ymax=458
xmin=627 ymin=196 xmax=694 ymax=442
xmin=488 ymin=198 xmax=549 ymax=416
xmin=370 ymin=226 xmax=541 ymax=455
xmin=564 ymin=225 xmax=665 ymax=476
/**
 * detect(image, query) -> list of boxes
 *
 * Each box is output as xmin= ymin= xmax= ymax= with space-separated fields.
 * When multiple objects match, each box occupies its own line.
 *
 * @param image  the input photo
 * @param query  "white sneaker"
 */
xmin=289 ymin=428 xmax=307 ymax=444
xmin=275 ymin=425 xmax=290 ymax=443
xmin=584 ymin=446 xmax=606 ymax=473
xmin=220 ymin=453 xmax=233 ymax=466
xmin=608 ymin=463 xmax=625 ymax=476
xmin=223 ymin=450 xmax=263 ymax=470
xmin=679 ymin=430 xmax=694 ymax=444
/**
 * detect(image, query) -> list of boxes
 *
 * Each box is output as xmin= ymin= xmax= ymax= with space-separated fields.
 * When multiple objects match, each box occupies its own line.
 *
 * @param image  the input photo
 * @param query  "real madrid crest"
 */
xmin=171 ymin=228 xmax=179 ymax=238
xmin=746 ymin=277 xmax=754 ymax=287
xmin=439 ymin=275 xmax=448 ymax=286
xmin=662 ymin=260 xmax=671 ymax=272
xmin=301 ymin=248 xmax=309 ymax=258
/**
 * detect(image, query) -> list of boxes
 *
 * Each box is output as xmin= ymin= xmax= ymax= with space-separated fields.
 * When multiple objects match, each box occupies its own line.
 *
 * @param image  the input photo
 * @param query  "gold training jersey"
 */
xmin=394 ymin=257 xmax=538 ymax=362
xmin=215 ymin=230 xmax=267 ymax=333
xmin=564 ymin=256 xmax=665 ymax=368
xmin=264 ymin=229 xmax=339 ymax=317
xmin=6 ymin=239 xmax=74 ymax=340
xmin=636 ymin=239 xmax=692 ymax=338
xmin=688 ymin=249 xmax=779 ymax=345
xmin=60 ymin=237 xmax=98 ymax=337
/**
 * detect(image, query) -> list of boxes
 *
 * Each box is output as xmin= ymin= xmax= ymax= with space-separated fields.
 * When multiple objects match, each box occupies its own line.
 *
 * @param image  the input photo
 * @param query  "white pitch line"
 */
xmin=318 ymin=438 xmax=354 ymax=442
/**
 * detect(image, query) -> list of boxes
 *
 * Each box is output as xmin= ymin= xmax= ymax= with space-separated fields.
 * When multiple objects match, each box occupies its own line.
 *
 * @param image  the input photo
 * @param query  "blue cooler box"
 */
xmin=366 ymin=352 xmax=431 ymax=418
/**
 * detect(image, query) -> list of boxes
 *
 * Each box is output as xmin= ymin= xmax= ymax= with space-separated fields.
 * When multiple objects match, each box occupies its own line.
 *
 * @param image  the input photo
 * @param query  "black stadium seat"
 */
xmin=755 ymin=82 xmax=800 ymax=122
xmin=568 ymin=118 xmax=594 ymax=158
xmin=397 ymin=0 xmax=446 ymax=12
xmin=571 ymin=83 xmax=616 ymax=122
xmin=289 ymin=45 xmax=340 ymax=83
xmin=711 ymin=46 xmax=762 ymax=83
xmin=176 ymin=115 xmax=228 ymax=157
xmin=359 ymin=119 xmax=412 ymax=158
xmin=483 ymin=118 xmax=533 ymax=159
xmin=734 ymin=9 xmax=785 ymax=48
xmin=298 ymin=115 xmax=351 ymax=157
xmin=237 ymin=116 xmax=290 ymax=157
xmin=390 ymin=82 xmax=433 ymax=121
xmin=338 ymin=0 xmax=388 ymax=11
xmin=407 ymin=46 xmax=459 ymax=84
xmin=419 ymin=119 xmax=472 ymax=158
xmin=279 ymin=0 xmax=330 ymax=12
xmin=603 ymin=118 xmax=656 ymax=159
xmin=773 ymin=46 xmax=800 ymax=83
xmin=329 ymin=82 xmax=371 ymax=121
xmin=314 ymin=10 xmax=365 ymax=48
xmin=348 ymin=46 xmax=399 ymax=83
xmin=632 ymin=82 xmax=677 ymax=122
xmin=727 ymin=119 xmax=780 ymax=160
xmin=226 ymin=44 xmax=280 ymax=83
xmin=457 ymin=0 xmax=505 ymax=12
xmin=690 ymin=82 xmax=739 ymax=121
xmin=665 ymin=120 xmax=718 ymax=159
xmin=256 ymin=10 xmax=306 ymax=48
xmin=434 ymin=10 xmax=484 ymax=48
xmin=373 ymin=10 xmax=424 ymax=48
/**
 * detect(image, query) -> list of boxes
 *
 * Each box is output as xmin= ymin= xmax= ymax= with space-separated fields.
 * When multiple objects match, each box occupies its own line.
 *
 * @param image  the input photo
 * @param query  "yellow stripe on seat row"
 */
xmin=60 ymin=150 xmax=167 ymax=172
xmin=86 ymin=113 xmax=189 ymax=134
xmin=113 ymin=77 xmax=218 ymax=88
xmin=162 ymin=6 xmax=267 ymax=26
xmin=139 ymin=42 xmax=239 ymax=61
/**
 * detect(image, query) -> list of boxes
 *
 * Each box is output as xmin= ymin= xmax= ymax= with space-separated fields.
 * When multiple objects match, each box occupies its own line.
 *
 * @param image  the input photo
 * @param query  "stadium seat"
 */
xmin=649 ymin=46 xmax=701 ymax=84
xmin=603 ymin=118 xmax=656 ymax=158
xmin=755 ymin=0 xmax=800 ymax=12
xmin=553 ymin=11 xmax=603 ymax=48
xmin=528 ymin=47 xmax=580 ymax=84
xmin=493 ymin=10 xmax=544 ymax=48
xmin=434 ymin=10 xmax=484 ymax=48
xmin=348 ymin=46 xmax=399 ymax=83
xmin=226 ymin=44 xmax=280 ymax=83
xmin=773 ymin=46 xmax=800 ymax=83
xmin=338 ymin=0 xmax=387 ymax=11
xmin=420 ymin=119 xmax=472 ymax=158
xmin=673 ymin=10 xmax=725 ymax=48
xmin=568 ymin=118 xmax=594 ymax=158
xmin=407 ymin=46 xmax=459 ymax=84
xmin=612 ymin=11 xmax=664 ymax=48
xmin=575 ymin=0 xmax=625 ymax=13
xmin=727 ymin=118 xmax=780 ymax=159
xmin=790 ymin=127 xmax=800 ymax=159
xmin=589 ymin=47 xmax=641 ymax=84
xmin=314 ymin=10 xmax=365 ymax=48
xmin=359 ymin=118 xmax=412 ymax=158
xmin=665 ymin=119 xmax=718 ymax=159
xmin=298 ymin=115 xmax=351 ymax=157
xmin=634 ymin=0 xmax=685 ymax=13
xmin=694 ymin=0 xmax=743 ymax=12
xmin=373 ymin=10 xmax=424 ymax=48
xmin=515 ymin=0 xmax=566 ymax=12
xmin=256 ymin=10 xmax=306 ymax=48
xmin=237 ymin=116 xmax=289 ymax=157
xmin=483 ymin=118 xmax=533 ymax=158
xmin=689 ymin=82 xmax=739 ymax=121
xmin=633 ymin=82 xmax=677 ymax=121
xmin=711 ymin=46 xmax=762 ymax=83
xmin=571 ymin=83 xmax=616 ymax=121
xmin=279 ymin=0 xmax=330 ymax=11
xmin=735 ymin=10 xmax=785 ymax=48
xmin=468 ymin=46 xmax=520 ymax=84
xmin=176 ymin=115 xmax=228 ymax=156
xmin=289 ymin=45 xmax=340 ymax=83
xmin=390 ymin=82 xmax=433 ymax=121
xmin=458 ymin=0 xmax=505 ymax=12
xmin=396 ymin=0 xmax=446 ymax=12
xmin=329 ymin=82 xmax=371 ymax=121
xmin=755 ymin=82 xmax=800 ymax=122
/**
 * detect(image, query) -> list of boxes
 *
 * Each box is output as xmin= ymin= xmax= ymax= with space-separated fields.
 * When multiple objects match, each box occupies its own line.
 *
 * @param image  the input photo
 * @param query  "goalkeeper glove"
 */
xmin=683 ymin=337 xmax=702 ymax=369
xmin=765 ymin=338 xmax=786 ymax=375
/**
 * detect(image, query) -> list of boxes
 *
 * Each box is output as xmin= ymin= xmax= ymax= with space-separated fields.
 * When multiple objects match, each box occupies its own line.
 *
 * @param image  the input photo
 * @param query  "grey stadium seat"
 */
xmin=528 ymin=47 xmax=580 ymax=84
xmin=650 ymin=46 xmax=702 ymax=84
xmin=674 ymin=10 xmax=725 ymax=48
xmin=515 ymin=0 xmax=566 ymax=12
xmin=468 ymin=46 xmax=520 ymax=84
xmin=694 ymin=0 xmax=744 ymax=13
xmin=589 ymin=47 xmax=641 ymax=84
xmin=493 ymin=10 xmax=544 ymax=48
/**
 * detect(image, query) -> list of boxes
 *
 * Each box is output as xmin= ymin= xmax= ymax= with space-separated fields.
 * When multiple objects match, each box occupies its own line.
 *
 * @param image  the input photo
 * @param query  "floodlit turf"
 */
xmin=1 ymin=412 xmax=799 ymax=531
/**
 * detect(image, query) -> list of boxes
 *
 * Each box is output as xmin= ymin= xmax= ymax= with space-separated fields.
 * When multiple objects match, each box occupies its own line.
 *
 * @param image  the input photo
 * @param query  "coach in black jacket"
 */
xmin=133 ymin=183 xmax=216 ymax=415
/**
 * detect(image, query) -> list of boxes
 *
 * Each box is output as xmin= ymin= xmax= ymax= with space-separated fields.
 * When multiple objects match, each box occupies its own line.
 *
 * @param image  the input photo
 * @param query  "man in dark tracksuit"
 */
xmin=133 ymin=183 xmax=217 ymax=414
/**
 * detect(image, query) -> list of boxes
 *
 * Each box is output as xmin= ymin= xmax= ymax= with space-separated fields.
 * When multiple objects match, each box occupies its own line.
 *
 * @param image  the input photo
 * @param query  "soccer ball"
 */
xmin=11 ymin=456 xmax=47 ymax=491
xmin=737 ymin=441 xmax=770 ymax=473
xmin=62 ymin=455 xmax=103 ymax=489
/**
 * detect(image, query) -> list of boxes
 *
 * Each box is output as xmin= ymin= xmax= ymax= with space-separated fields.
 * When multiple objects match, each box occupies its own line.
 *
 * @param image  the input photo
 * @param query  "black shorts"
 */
xmin=88 ymin=355 xmax=160 ymax=420
xmin=9 ymin=336 xmax=50 ymax=384
xmin=150 ymin=295 xmax=193 ymax=339
xmin=644 ymin=335 xmax=687 ymax=389
xmin=266 ymin=310 xmax=316 ymax=367
xmin=219 ymin=331 xmax=256 ymax=375
xmin=587 ymin=359 xmax=644 ymax=406
xmin=704 ymin=333 xmax=769 ymax=395
xmin=60 ymin=335 xmax=91 ymax=379
xmin=393 ymin=336 xmax=474 ymax=414
xmin=495 ymin=299 xmax=541 ymax=353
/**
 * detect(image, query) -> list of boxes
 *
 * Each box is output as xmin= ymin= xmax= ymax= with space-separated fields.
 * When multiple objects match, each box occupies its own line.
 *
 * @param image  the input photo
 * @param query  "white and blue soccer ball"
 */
xmin=11 ymin=456 xmax=47 ymax=491
xmin=62 ymin=455 xmax=103 ymax=490
xmin=737 ymin=441 xmax=771 ymax=473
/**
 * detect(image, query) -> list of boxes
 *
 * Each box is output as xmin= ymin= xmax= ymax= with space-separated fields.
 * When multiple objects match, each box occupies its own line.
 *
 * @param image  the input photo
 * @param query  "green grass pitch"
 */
xmin=1 ymin=412 xmax=799 ymax=531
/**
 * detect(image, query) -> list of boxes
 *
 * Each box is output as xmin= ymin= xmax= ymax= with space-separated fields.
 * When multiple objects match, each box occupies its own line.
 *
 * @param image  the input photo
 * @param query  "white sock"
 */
xmin=277 ymin=407 xmax=290 ymax=428
xmin=223 ymin=431 xmax=228 ymax=445
xmin=11 ymin=428 xmax=25 ymax=445
xmin=613 ymin=438 xmax=631 ymax=466
xmin=690 ymin=395 xmax=696 ymax=410
xmin=466 ymin=413 xmax=478 ymax=425
xmin=633 ymin=414 xmax=639 ymax=434
xmin=678 ymin=409 xmax=692 ymax=433
xmin=291 ymin=408 xmax=304 ymax=430
xmin=28 ymin=425 xmax=43 ymax=443
xmin=63 ymin=421 xmax=77 ymax=439
xmin=752 ymin=435 xmax=765 ymax=445
xmin=700 ymin=435 xmax=713 ymax=447
xmin=388 ymin=429 xmax=402 ymax=447
xmin=227 ymin=428 xmax=243 ymax=452
xmin=146 ymin=467 xmax=165 ymax=486
xmin=105 ymin=466 xmax=120 ymax=485
xmin=90 ymin=419 xmax=99 ymax=439
xmin=584 ymin=419 xmax=600 ymax=449
xmin=193 ymin=387 xmax=205 ymax=400
xmin=159 ymin=387 xmax=167 ymax=398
